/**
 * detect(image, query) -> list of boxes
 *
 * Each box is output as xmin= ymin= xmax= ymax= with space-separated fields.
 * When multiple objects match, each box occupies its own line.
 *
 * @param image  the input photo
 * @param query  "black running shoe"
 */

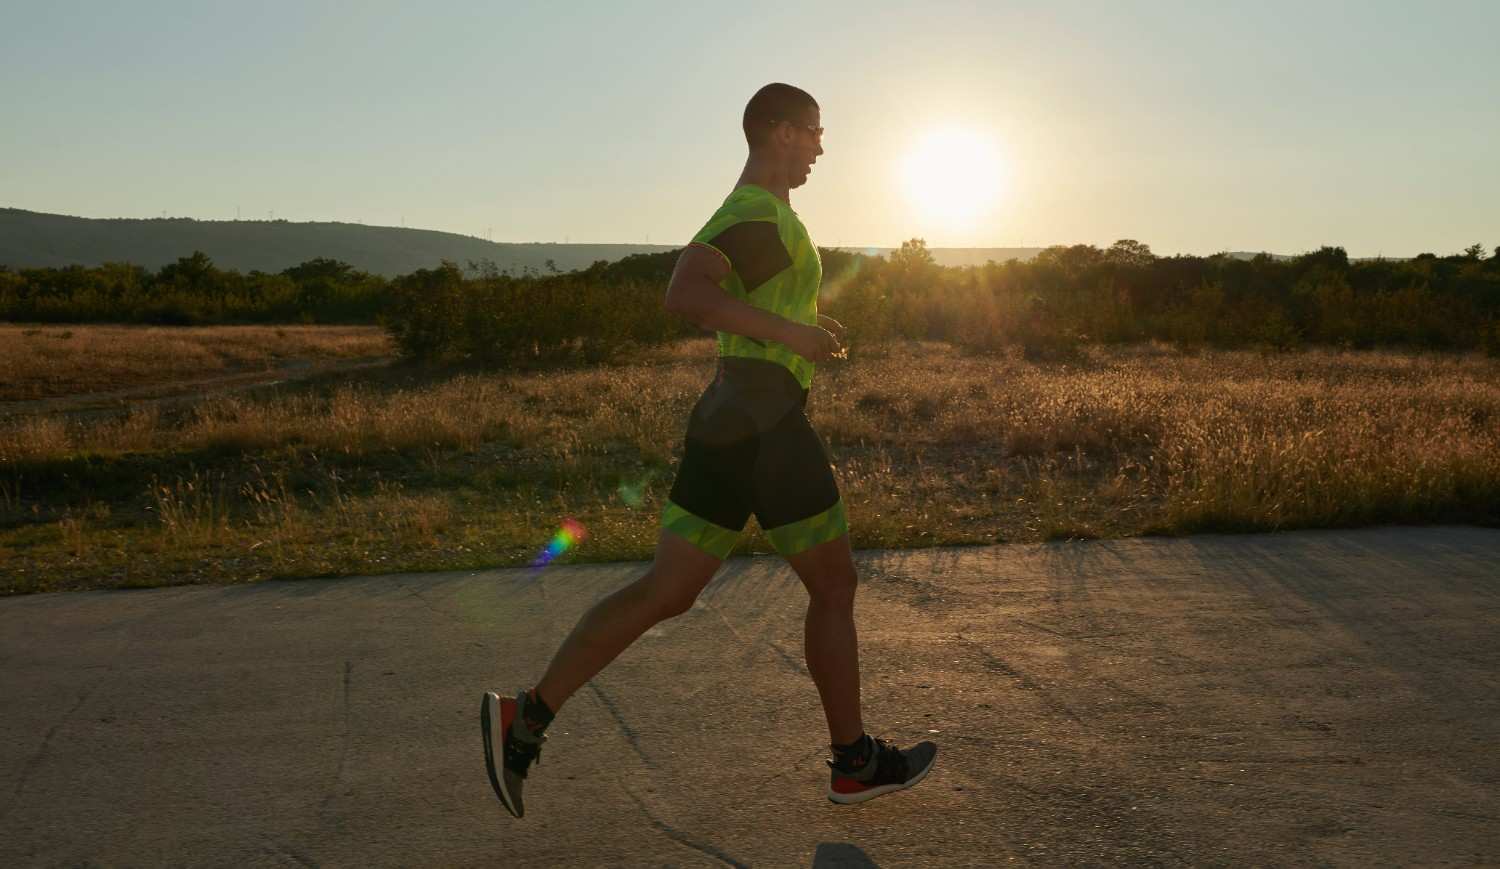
xmin=481 ymin=689 xmax=546 ymax=818
xmin=827 ymin=735 xmax=938 ymax=804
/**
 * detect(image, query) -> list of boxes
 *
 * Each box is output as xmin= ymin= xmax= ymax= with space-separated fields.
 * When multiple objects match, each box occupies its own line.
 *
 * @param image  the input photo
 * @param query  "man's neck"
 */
xmin=736 ymin=155 xmax=790 ymax=204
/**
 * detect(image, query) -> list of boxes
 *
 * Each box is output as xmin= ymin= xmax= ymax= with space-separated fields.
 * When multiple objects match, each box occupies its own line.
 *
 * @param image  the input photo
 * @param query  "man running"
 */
xmin=482 ymin=82 xmax=937 ymax=817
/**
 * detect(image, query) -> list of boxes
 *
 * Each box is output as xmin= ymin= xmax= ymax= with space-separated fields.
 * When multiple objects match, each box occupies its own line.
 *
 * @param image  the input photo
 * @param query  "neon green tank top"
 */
xmin=689 ymin=184 xmax=823 ymax=389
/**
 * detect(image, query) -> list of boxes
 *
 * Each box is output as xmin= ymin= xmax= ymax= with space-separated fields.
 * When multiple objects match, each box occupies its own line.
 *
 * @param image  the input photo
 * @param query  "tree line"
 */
xmin=3 ymin=241 xmax=1497 ymax=358
xmin=0 ymin=253 xmax=389 ymax=324
xmin=824 ymin=240 xmax=1500 ymax=357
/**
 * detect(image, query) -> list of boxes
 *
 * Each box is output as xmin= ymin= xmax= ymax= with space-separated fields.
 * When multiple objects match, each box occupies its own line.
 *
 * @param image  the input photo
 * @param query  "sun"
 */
xmin=899 ymin=127 xmax=1008 ymax=229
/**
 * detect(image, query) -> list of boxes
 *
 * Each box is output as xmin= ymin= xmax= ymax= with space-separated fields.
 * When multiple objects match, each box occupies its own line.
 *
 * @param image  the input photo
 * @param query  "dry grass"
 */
xmin=0 ymin=354 xmax=701 ymax=464
xmin=811 ymin=342 xmax=1499 ymax=539
xmin=0 ymin=323 xmax=392 ymax=402
xmin=2 ymin=339 xmax=1497 ymax=593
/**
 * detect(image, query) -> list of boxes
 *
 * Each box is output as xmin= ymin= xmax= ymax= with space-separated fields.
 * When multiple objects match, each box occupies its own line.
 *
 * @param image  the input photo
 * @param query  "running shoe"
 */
xmin=826 ymin=736 xmax=938 ymax=804
xmin=481 ymin=689 xmax=547 ymax=818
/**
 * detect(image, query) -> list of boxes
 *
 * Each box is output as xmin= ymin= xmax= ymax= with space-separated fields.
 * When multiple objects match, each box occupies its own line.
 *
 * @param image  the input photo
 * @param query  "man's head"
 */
xmin=742 ymin=83 xmax=823 ymax=189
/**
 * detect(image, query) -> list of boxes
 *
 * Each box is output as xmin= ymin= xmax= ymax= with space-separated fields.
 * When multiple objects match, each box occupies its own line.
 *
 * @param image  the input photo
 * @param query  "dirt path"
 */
xmin=1 ymin=525 xmax=1496 ymax=866
xmin=0 ymin=356 xmax=396 ymax=418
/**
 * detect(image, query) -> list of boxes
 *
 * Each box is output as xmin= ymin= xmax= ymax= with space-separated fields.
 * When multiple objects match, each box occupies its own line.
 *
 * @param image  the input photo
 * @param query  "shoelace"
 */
xmin=870 ymin=737 xmax=908 ymax=783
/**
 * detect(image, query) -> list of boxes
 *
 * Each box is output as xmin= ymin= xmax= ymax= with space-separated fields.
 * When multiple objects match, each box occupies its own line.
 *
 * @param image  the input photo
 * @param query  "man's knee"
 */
xmin=634 ymin=565 xmax=707 ymax=620
xmin=805 ymin=563 xmax=859 ymax=607
xmin=658 ymin=586 xmax=700 ymax=619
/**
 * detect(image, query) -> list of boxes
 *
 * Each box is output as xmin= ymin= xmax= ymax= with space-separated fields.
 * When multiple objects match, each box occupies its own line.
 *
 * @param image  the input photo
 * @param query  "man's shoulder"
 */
xmin=715 ymin=186 xmax=783 ymax=224
xmin=694 ymin=187 xmax=787 ymax=247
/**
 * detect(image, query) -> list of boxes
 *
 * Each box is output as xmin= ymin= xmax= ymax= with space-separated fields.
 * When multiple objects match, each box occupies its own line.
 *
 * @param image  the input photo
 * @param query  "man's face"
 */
xmin=785 ymin=107 xmax=824 ymax=189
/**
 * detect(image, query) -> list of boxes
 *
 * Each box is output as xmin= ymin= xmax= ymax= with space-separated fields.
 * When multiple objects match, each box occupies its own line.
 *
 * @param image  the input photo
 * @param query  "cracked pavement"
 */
xmin=2 ymin=525 xmax=1498 ymax=867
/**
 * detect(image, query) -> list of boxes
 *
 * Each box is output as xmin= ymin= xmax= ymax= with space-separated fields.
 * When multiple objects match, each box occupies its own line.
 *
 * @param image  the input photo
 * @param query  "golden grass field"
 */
xmin=2 ymin=326 xmax=1497 ymax=594
xmin=0 ymin=323 xmax=392 ymax=402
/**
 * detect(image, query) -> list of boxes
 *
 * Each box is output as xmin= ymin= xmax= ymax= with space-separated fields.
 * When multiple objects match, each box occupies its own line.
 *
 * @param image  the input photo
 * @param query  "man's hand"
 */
xmin=782 ymin=321 xmax=845 ymax=363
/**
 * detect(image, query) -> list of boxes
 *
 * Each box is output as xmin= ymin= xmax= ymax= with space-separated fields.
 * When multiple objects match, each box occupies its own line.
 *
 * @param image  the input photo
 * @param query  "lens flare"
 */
xmin=818 ymin=254 xmax=864 ymax=303
xmin=616 ymin=469 xmax=659 ymax=508
xmin=532 ymin=517 xmax=588 ymax=568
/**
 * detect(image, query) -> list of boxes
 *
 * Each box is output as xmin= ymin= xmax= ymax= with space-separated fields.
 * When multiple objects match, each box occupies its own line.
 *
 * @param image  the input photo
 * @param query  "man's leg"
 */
xmin=784 ymin=531 xmax=940 ymax=803
xmin=784 ymin=532 xmax=864 ymax=746
xmin=532 ymin=529 xmax=722 ymax=714
xmin=484 ymin=495 xmax=735 ymax=817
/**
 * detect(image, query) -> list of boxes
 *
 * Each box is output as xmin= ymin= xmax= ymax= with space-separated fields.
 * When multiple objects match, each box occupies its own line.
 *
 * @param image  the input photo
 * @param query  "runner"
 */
xmin=481 ymin=83 xmax=937 ymax=818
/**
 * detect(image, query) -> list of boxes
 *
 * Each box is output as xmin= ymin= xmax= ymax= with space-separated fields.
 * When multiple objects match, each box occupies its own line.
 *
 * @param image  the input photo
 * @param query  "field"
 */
xmin=0 ymin=323 xmax=392 ymax=403
xmin=2 ymin=325 xmax=1497 ymax=595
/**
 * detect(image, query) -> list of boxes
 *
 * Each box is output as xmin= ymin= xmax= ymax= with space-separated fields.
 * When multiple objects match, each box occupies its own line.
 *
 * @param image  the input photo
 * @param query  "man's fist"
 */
xmin=817 ymin=314 xmax=847 ymax=348
xmin=782 ymin=321 xmax=845 ymax=363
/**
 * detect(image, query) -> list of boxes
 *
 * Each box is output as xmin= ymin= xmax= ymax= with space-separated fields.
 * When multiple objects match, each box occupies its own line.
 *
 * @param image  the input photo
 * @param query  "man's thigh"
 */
xmin=783 ymin=532 xmax=857 ymax=601
xmin=642 ymin=526 xmax=725 ymax=607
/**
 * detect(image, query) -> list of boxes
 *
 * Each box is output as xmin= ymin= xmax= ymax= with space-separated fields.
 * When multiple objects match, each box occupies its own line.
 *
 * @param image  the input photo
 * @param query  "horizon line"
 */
xmin=4 ymin=205 xmax=1479 ymax=260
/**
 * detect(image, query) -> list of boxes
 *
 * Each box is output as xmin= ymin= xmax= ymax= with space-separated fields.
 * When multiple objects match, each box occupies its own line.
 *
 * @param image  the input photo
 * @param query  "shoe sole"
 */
xmin=827 ymin=746 xmax=938 ymax=805
xmin=481 ymin=691 xmax=522 ymax=818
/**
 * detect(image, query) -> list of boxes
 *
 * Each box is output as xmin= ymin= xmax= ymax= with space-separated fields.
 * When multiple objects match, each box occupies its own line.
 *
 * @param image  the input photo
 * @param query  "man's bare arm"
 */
xmin=664 ymin=244 xmax=842 ymax=362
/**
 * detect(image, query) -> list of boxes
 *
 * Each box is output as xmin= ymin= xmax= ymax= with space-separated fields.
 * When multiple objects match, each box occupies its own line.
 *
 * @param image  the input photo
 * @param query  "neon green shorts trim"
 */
xmin=660 ymin=500 xmax=742 ymax=560
xmin=764 ymin=498 xmax=848 ymax=556
xmin=661 ymin=498 xmax=848 ymax=560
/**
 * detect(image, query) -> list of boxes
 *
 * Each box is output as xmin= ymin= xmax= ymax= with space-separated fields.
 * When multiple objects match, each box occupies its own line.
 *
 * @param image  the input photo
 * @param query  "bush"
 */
xmin=0 ymin=253 xmax=387 ymax=324
xmin=383 ymin=261 xmax=691 ymax=366
xmin=5 ymin=241 xmax=1496 ymax=362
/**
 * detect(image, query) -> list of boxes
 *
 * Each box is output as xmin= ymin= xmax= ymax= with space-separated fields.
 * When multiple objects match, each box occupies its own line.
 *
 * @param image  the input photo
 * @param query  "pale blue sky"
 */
xmin=3 ymin=0 xmax=1496 ymax=255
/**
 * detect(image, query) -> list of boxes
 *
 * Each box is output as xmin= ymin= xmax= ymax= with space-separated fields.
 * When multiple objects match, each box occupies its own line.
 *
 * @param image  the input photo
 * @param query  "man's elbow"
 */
xmin=663 ymin=283 xmax=696 ymax=319
xmin=663 ymin=285 xmax=683 ymax=315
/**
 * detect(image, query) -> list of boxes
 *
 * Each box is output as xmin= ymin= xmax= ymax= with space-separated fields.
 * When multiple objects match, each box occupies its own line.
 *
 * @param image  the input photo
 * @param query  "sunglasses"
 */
xmin=772 ymin=119 xmax=824 ymax=139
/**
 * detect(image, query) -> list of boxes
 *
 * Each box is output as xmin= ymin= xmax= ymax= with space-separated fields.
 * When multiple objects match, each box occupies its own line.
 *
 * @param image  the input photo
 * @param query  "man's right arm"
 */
xmin=664 ymin=244 xmax=842 ymax=362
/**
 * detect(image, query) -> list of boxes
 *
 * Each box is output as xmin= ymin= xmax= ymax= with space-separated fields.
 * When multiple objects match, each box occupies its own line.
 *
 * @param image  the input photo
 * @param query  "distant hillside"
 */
xmin=0 ymin=209 xmax=1061 ymax=275
xmin=0 ymin=209 xmax=682 ymax=277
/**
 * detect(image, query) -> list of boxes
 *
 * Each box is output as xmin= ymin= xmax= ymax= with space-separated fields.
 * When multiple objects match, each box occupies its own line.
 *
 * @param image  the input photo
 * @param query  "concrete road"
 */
xmin=2 ymin=526 xmax=1498 ymax=867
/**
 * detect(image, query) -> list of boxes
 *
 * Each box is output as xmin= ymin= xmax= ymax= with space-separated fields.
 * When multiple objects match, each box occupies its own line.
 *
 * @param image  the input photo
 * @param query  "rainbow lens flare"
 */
xmin=532 ymin=518 xmax=587 ymax=568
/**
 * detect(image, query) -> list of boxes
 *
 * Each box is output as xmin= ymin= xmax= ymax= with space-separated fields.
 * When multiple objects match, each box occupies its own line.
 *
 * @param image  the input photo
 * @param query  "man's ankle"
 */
xmin=831 ymin=732 xmax=873 ymax=771
xmin=521 ymin=687 xmax=557 ymax=735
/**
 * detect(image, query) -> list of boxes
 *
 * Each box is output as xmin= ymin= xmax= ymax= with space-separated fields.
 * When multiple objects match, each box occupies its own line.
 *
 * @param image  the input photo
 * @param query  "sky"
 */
xmin=3 ymin=0 xmax=1497 ymax=256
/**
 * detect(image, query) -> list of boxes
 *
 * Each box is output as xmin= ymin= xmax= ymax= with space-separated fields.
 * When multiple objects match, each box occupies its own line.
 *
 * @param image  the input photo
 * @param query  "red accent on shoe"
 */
xmin=501 ymin=696 xmax=517 ymax=735
xmin=831 ymin=775 xmax=871 ymax=794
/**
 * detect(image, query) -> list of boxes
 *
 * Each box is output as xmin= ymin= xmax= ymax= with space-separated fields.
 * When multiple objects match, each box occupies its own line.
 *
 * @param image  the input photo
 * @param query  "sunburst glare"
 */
xmin=899 ymin=127 xmax=1008 ymax=233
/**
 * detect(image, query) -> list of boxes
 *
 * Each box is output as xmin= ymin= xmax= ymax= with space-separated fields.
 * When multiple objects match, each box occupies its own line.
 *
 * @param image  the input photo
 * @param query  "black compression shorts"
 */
xmin=661 ymin=357 xmax=847 ymax=558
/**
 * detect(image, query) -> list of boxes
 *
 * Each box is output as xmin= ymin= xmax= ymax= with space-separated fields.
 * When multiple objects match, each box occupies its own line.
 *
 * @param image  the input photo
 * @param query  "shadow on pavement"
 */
xmin=812 ymin=841 xmax=879 ymax=867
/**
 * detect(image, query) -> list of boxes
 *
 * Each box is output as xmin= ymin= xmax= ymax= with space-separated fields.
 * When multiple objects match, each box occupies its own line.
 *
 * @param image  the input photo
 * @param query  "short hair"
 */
xmin=743 ymin=83 xmax=818 ymax=149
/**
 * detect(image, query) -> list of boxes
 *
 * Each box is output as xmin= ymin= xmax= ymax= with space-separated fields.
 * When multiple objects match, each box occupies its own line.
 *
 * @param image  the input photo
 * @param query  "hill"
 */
xmin=0 ymin=209 xmax=680 ymax=277
xmin=0 ymin=208 xmax=1058 ymax=275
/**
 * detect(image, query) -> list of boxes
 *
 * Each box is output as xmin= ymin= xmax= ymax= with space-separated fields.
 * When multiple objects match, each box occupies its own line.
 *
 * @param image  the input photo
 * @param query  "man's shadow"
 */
xmin=812 ymin=842 xmax=878 ymax=868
